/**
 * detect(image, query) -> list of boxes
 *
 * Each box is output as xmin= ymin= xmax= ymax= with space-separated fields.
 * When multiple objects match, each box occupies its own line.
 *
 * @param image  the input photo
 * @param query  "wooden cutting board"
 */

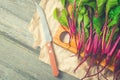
xmin=53 ymin=26 xmax=114 ymax=71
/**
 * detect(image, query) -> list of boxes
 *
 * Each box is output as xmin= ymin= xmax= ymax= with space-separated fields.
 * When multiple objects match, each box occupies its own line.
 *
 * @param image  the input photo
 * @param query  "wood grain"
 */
xmin=46 ymin=42 xmax=59 ymax=76
xmin=0 ymin=0 xmax=79 ymax=80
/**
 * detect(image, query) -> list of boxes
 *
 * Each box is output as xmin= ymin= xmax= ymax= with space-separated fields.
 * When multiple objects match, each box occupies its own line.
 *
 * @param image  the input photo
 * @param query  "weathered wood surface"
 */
xmin=0 ymin=0 xmax=79 ymax=80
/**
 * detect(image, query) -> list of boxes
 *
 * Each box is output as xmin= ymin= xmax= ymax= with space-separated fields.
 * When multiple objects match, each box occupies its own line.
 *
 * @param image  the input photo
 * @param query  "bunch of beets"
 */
xmin=53 ymin=0 xmax=120 ymax=80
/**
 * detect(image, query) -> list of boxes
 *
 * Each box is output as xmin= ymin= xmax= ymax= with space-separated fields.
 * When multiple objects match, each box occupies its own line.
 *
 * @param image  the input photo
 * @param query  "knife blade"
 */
xmin=35 ymin=2 xmax=59 ymax=76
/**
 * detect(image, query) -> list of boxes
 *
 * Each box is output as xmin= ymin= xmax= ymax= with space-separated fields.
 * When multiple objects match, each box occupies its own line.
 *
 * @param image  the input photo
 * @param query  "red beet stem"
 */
xmin=80 ymin=57 xmax=95 ymax=80
xmin=113 ymin=70 xmax=120 ymax=80
xmin=116 ymin=49 xmax=120 ymax=60
xmin=102 ymin=22 xmax=107 ymax=54
xmin=81 ymin=22 xmax=85 ymax=48
xmin=86 ymin=64 xmax=107 ymax=78
xmin=108 ymin=36 xmax=120 ymax=57
xmin=105 ymin=26 xmax=117 ymax=54
xmin=93 ymin=34 xmax=99 ymax=55
xmin=74 ymin=55 xmax=89 ymax=72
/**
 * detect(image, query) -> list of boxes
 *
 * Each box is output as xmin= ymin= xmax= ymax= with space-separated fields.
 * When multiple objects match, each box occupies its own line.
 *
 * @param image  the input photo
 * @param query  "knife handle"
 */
xmin=46 ymin=42 xmax=59 ymax=76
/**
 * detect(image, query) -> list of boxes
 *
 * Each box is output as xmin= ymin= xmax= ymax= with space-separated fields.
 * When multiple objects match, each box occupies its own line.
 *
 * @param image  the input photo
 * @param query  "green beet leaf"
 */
xmin=84 ymin=12 xmax=90 ymax=28
xmin=79 ymin=6 xmax=86 ymax=15
xmin=58 ymin=9 xmax=68 ymax=27
xmin=108 ymin=6 xmax=120 ymax=28
xmin=53 ymin=8 xmax=59 ymax=20
xmin=61 ymin=0 xmax=66 ymax=7
xmin=67 ymin=0 xmax=74 ymax=4
xmin=85 ymin=28 xmax=89 ymax=40
xmin=78 ymin=13 xmax=83 ymax=24
xmin=106 ymin=0 xmax=118 ymax=15
xmin=106 ymin=29 xmax=111 ymax=42
xmin=83 ymin=1 xmax=96 ymax=11
xmin=96 ymin=0 xmax=107 ymax=16
xmin=93 ymin=16 xmax=104 ymax=35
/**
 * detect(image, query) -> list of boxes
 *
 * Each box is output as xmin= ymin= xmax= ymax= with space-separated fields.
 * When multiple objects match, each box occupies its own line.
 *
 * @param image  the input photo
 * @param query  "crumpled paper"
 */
xmin=27 ymin=0 xmax=113 ymax=80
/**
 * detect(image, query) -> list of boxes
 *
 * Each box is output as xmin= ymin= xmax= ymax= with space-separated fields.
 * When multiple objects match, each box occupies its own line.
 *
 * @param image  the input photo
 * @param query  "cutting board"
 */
xmin=53 ymin=26 xmax=114 ymax=71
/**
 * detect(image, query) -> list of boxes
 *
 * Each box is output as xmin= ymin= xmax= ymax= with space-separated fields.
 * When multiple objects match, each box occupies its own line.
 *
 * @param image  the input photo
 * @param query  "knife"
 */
xmin=35 ymin=2 xmax=59 ymax=76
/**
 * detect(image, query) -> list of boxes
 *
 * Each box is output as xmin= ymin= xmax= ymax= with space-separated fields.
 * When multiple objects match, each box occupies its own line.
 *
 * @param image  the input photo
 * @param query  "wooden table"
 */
xmin=0 ymin=0 xmax=79 ymax=80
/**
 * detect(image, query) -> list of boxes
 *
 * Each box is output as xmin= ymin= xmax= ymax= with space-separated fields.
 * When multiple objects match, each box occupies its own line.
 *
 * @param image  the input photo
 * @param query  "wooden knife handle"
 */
xmin=46 ymin=42 xmax=59 ymax=76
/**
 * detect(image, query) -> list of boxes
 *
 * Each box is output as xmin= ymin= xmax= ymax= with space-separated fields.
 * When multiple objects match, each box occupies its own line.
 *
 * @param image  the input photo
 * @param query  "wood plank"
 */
xmin=0 ymin=0 xmax=79 ymax=80
xmin=0 ymin=0 xmax=40 ymax=22
xmin=0 ymin=0 xmax=37 ymax=46
xmin=0 ymin=31 xmax=79 ymax=80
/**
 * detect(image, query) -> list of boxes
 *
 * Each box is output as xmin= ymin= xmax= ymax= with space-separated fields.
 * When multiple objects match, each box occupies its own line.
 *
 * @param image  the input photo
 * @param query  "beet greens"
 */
xmin=53 ymin=0 xmax=120 ymax=80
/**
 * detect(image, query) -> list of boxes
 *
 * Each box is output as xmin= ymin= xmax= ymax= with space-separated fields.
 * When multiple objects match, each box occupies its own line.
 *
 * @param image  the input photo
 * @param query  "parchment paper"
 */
xmin=28 ymin=0 xmax=113 ymax=80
